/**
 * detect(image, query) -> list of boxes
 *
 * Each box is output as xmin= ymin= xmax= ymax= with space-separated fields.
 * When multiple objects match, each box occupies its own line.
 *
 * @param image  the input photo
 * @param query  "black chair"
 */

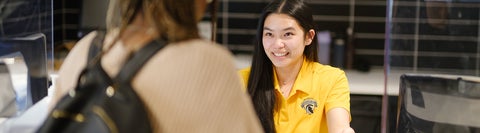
xmin=397 ymin=74 xmax=480 ymax=133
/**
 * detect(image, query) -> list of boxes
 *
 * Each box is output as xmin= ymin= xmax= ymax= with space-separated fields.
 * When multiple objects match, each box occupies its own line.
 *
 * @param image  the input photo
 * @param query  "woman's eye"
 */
xmin=285 ymin=32 xmax=294 ymax=37
xmin=264 ymin=33 xmax=272 ymax=37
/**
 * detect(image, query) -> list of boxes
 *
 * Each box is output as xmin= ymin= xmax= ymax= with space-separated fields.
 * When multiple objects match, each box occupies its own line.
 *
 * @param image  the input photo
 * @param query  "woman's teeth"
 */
xmin=273 ymin=52 xmax=287 ymax=57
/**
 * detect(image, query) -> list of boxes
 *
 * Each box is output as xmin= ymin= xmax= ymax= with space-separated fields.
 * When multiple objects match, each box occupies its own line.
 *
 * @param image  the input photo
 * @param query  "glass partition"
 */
xmin=390 ymin=0 xmax=480 ymax=76
xmin=388 ymin=0 xmax=480 ymax=132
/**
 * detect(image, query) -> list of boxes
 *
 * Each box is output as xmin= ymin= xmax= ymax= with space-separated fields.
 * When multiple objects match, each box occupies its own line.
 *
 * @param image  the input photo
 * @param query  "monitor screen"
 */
xmin=397 ymin=74 xmax=480 ymax=132
xmin=0 ymin=33 xmax=48 ymax=106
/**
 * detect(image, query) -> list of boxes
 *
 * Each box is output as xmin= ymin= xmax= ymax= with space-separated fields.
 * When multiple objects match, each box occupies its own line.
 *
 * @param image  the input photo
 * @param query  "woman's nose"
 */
xmin=273 ymin=38 xmax=285 ymax=48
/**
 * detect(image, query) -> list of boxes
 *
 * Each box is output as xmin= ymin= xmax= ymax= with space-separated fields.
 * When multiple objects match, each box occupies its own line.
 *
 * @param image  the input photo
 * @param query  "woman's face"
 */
xmin=262 ymin=13 xmax=314 ymax=68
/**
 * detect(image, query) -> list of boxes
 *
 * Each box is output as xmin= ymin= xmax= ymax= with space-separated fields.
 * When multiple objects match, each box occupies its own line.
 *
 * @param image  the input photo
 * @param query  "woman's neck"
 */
xmin=121 ymin=12 xmax=157 ymax=52
xmin=274 ymin=57 xmax=304 ymax=86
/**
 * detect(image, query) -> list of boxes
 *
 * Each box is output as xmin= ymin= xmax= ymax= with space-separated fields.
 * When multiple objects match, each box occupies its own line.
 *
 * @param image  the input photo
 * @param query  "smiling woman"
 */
xmin=238 ymin=0 xmax=354 ymax=133
xmin=262 ymin=13 xmax=314 ymax=72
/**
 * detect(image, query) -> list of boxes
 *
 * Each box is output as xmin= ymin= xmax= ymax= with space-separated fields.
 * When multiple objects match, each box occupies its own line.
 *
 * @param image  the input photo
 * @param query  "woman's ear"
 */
xmin=305 ymin=29 xmax=316 ymax=46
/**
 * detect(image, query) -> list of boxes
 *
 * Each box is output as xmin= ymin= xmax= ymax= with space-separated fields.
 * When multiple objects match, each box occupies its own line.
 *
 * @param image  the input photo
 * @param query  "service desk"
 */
xmin=0 ymin=96 xmax=50 ymax=133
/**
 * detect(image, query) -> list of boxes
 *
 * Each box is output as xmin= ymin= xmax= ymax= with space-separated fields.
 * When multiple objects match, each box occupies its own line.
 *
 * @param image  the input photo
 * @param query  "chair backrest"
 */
xmin=397 ymin=74 xmax=480 ymax=133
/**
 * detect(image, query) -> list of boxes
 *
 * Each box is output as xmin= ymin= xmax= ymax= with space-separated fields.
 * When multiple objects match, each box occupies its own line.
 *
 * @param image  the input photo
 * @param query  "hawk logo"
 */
xmin=301 ymin=98 xmax=317 ymax=115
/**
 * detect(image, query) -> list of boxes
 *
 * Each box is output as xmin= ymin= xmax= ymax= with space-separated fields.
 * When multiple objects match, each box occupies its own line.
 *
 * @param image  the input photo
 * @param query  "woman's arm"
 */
xmin=327 ymin=107 xmax=355 ymax=133
xmin=325 ymin=70 xmax=355 ymax=133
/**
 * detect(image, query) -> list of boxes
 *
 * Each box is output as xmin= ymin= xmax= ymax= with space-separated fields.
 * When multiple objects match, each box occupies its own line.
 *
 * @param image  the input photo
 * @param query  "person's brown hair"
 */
xmin=118 ymin=0 xmax=201 ymax=42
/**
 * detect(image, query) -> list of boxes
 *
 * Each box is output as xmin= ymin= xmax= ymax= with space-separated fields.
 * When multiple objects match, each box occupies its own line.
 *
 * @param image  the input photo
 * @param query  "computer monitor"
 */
xmin=0 ymin=33 xmax=48 ymax=106
xmin=397 ymin=74 xmax=480 ymax=132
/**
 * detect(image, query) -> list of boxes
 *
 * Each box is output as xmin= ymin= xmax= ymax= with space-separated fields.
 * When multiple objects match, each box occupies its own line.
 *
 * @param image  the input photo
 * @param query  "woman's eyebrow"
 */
xmin=263 ymin=27 xmax=295 ymax=31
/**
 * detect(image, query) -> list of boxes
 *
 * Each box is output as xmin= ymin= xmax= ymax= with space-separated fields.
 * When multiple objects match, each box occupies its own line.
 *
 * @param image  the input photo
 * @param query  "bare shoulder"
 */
xmin=53 ymin=31 xmax=100 ymax=106
xmin=71 ymin=31 xmax=99 ymax=52
xmin=58 ymin=31 xmax=101 ymax=74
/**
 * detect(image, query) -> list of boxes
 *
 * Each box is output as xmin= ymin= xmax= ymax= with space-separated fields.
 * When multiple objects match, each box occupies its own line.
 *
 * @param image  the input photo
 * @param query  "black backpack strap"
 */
xmin=114 ymin=39 xmax=166 ymax=82
xmin=87 ymin=30 xmax=106 ymax=63
xmin=76 ymin=30 xmax=113 ymax=90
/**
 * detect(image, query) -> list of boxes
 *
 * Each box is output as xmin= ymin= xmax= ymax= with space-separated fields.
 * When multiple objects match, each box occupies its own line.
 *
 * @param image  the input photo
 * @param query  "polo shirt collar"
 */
xmin=273 ymin=57 xmax=313 ymax=96
xmin=294 ymin=57 xmax=313 ymax=95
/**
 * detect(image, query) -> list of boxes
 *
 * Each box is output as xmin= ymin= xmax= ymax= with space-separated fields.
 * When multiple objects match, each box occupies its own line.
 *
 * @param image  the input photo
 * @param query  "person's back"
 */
xmin=54 ymin=31 xmax=262 ymax=132
xmin=51 ymin=0 xmax=263 ymax=132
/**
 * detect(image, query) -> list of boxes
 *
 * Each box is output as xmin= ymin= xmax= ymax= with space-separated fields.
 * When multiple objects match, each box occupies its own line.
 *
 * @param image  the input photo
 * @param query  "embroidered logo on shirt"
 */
xmin=301 ymin=98 xmax=318 ymax=115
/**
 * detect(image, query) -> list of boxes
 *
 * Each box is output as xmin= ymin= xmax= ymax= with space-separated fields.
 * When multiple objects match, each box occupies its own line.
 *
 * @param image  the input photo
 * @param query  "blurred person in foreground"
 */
xmin=52 ymin=0 xmax=263 ymax=132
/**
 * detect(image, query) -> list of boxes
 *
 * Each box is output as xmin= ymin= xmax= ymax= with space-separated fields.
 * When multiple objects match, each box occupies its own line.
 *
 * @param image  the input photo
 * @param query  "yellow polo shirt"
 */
xmin=239 ymin=59 xmax=351 ymax=133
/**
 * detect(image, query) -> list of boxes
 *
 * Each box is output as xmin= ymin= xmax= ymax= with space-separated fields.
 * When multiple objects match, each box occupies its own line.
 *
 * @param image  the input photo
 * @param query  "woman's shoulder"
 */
xmin=169 ymin=39 xmax=232 ymax=58
xmin=309 ymin=61 xmax=346 ymax=76
xmin=238 ymin=67 xmax=251 ymax=80
xmin=53 ymin=31 xmax=102 ymax=107
xmin=166 ymin=39 xmax=237 ymax=66
xmin=146 ymin=39 xmax=237 ymax=71
xmin=68 ymin=31 xmax=99 ymax=55
xmin=58 ymin=31 xmax=101 ymax=71
xmin=239 ymin=67 xmax=251 ymax=74
xmin=176 ymin=39 xmax=228 ymax=51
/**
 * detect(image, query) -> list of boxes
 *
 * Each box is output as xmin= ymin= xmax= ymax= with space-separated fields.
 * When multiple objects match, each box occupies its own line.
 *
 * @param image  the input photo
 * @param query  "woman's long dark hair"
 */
xmin=247 ymin=0 xmax=318 ymax=132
